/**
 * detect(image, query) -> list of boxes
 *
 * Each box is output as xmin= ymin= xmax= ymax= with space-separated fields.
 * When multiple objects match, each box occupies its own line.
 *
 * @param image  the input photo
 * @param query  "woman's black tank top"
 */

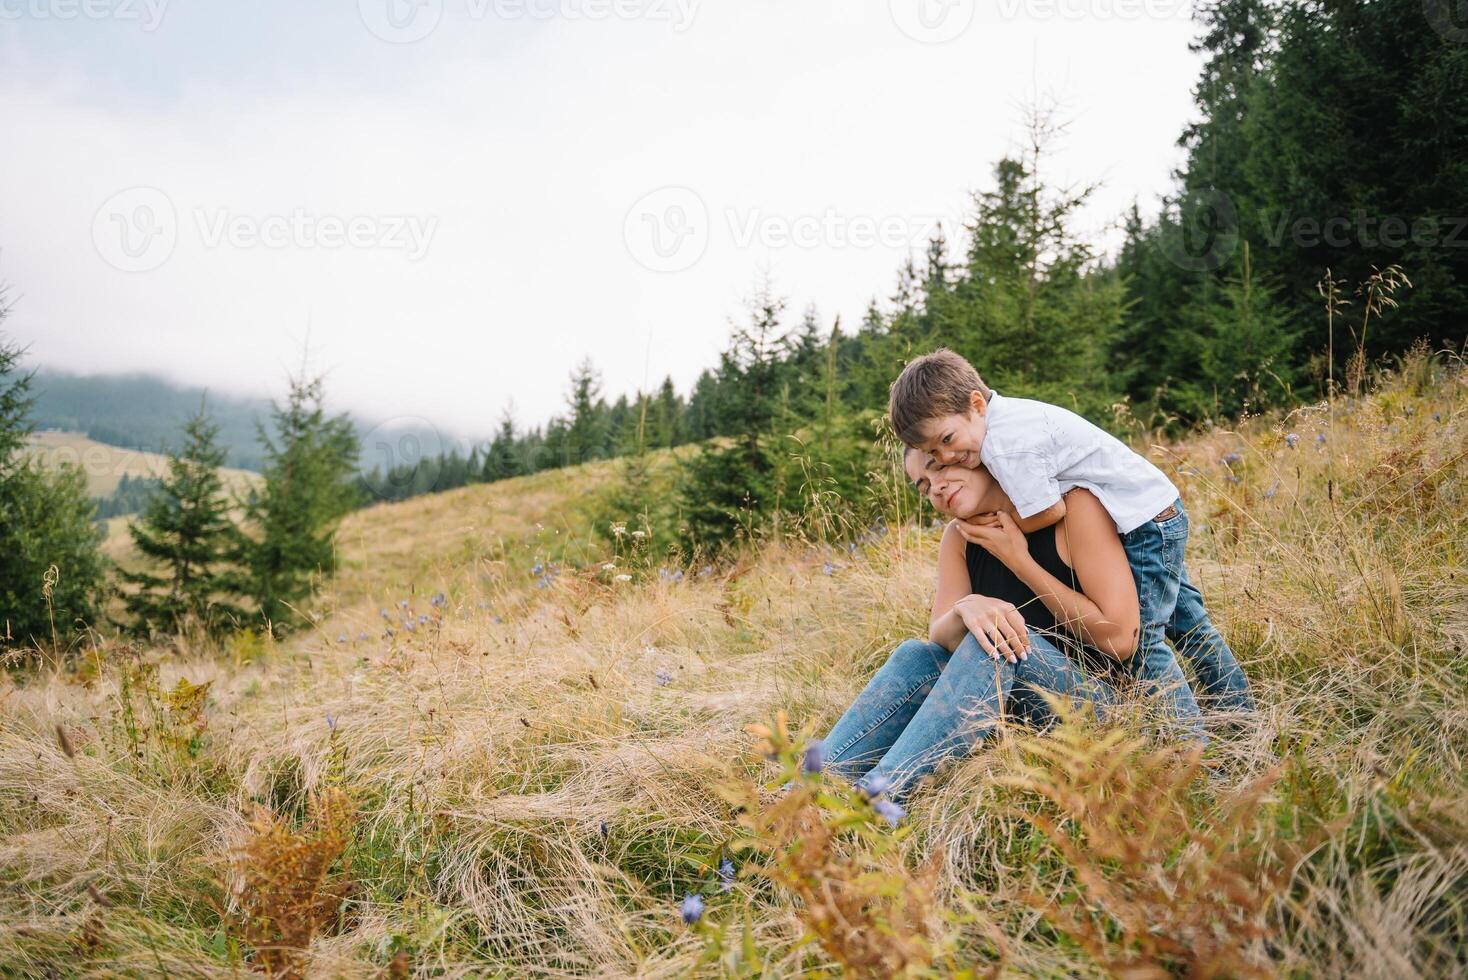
xmin=965 ymin=523 xmax=1112 ymax=672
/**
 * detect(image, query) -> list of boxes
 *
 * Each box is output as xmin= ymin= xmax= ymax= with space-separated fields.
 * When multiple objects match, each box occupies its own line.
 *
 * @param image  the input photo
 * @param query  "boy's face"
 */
xmin=910 ymin=389 xmax=989 ymax=467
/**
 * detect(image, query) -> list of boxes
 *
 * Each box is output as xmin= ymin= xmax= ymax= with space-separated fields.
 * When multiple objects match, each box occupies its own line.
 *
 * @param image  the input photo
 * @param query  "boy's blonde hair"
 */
xmin=888 ymin=348 xmax=991 ymax=445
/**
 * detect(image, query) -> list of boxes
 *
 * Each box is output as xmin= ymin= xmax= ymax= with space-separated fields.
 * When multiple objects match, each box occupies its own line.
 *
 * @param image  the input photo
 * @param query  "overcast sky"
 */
xmin=0 ymin=0 xmax=1203 ymax=441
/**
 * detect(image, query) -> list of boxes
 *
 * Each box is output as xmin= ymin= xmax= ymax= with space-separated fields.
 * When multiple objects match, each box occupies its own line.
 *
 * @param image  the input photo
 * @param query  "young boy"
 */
xmin=889 ymin=348 xmax=1254 ymax=726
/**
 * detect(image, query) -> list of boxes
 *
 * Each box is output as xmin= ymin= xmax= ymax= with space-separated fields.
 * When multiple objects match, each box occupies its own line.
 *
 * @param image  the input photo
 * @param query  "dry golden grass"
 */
xmin=1 ymin=354 xmax=1464 ymax=977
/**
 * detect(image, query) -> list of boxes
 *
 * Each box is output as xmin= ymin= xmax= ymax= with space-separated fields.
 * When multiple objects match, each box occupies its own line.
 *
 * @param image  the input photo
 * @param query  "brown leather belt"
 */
xmin=1153 ymin=503 xmax=1179 ymax=521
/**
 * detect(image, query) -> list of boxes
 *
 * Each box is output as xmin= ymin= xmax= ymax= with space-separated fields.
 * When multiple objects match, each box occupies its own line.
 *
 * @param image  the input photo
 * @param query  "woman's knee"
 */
xmin=885 ymin=638 xmax=948 ymax=678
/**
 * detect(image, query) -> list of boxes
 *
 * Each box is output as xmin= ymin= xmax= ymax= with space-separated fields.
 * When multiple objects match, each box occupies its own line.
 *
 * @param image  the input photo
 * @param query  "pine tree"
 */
xmin=120 ymin=408 xmax=244 ymax=636
xmin=237 ymin=371 xmax=360 ymax=631
xmin=483 ymin=407 xmax=523 ymax=482
xmin=1193 ymin=242 xmax=1298 ymax=417
xmin=0 ymin=298 xmax=106 ymax=651
xmin=564 ymin=358 xmax=608 ymax=466
xmin=677 ymin=284 xmax=790 ymax=550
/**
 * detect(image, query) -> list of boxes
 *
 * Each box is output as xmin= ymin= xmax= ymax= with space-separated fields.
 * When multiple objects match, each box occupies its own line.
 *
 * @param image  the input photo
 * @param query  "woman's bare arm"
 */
xmin=1008 ymin=489 xmax=1140 ymax=659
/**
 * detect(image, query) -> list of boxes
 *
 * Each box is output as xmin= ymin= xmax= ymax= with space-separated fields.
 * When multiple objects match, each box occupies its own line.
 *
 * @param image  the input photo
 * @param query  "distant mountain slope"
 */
xmin=29 ymin=369 xmax=469 ymax=475
xmin=30 ymin=369 xmax=275 ymax=471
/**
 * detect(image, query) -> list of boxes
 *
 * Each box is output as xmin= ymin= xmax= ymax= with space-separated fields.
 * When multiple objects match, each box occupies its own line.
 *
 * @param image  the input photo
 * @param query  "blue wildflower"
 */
xmin=430 ymin=592 xmax=446 ymax=607
xmin=1316 ymin=433 xmax=1327 ymax=445
xmin=336 ymin=634 xmax=348 ymax=644
xmin=822 ymin=561 xmax=835 ymax=576
xmin=398 ymin=599 xmax=410 ymax=608
xmin=655 ymin=668 xmax=673 ymax=687
xmin=802 ymin=739 xmax=826 ymax=775
xmin=873 ymin=798 xmax=906 ymax=828
xmin=860 ymin=772 xmax=893 ymax=799
xmin=1222 ymin=452 xmax=1243 ymax=466
xmin=1225 ymin=474 xmax=1241 ymax=484
xmin=680 ymin=893 xmax=705 ymax=925
xmin=404 ymin=620 xmax=416 ymax=633
xmin=325 ymin=713 xmax=337 ymax=732
xmin=718 ymin=858 xmax=735 ymax=892
xmin=1263 ymin=482 xmax=1279 ymax=500
xmin=379 ymin=608 xmax=391 ymax=619
xmin=531 ymin=562 xmax=544 ymax=576
xmin=672 ymin=569 xmax=684 ymax=583
xmin=417 ymin=613 xmax=429 ymax=625
xmin=698 ymin=565 xmax=713 ymax=579
xmin=1285 ymin=433 xmax=1300 ymax=449
xmin=493 ymin=616 xmax=504 ymax=625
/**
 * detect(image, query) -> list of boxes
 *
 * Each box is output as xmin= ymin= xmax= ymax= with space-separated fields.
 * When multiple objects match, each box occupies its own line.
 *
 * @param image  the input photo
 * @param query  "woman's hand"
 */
xmin=955 ymin=510 xmax=1031 ymax=569
xmin=952 ymin=593 xmax=1029 ymax=663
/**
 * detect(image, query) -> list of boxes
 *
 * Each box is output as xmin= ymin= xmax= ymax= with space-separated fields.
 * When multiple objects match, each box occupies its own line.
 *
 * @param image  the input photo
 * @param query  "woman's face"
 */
xmin=904 ymin=450 xmax=1004 ymax=519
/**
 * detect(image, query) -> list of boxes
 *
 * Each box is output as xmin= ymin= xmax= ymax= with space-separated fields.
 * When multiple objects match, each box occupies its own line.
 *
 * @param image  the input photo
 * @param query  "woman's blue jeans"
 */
xmin=819 ymin=631 xmax=1115 ymax=805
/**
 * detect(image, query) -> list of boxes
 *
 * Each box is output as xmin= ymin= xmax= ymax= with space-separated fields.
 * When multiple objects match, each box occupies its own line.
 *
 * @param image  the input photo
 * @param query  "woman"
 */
xmin=817 ymin=451 xmax=1151 ymax=807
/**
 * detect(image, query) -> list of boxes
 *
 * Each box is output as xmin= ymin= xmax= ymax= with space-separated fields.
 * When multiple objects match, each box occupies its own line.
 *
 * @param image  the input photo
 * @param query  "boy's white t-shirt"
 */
xmin=979 ymin=391 xmax=1179 ymax=534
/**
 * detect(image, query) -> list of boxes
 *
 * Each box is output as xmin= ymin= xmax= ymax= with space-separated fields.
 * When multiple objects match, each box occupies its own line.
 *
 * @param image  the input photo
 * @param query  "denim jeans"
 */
xmin=819 ymin=631 xmax=1114 ymax=806
xmin=1120 ymin=497 xmax=1254 ymax=731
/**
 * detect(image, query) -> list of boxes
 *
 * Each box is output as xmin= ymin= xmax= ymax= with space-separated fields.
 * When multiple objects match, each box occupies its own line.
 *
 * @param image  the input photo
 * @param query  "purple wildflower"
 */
xmin=1285 ymin=433 xmax=1299 ymax=449
xmin=531 ymin=562 xmax=544 ymax=576
xmin=655 ymin=668 xmax=673 ymax=687
xmin=379 ymin=608 xmax=391 ymax=619
xmin=718 ymin=858 xmax=735 ymax=892
xmin=802 ymin=739 xmax=826 ymax=775
xmin=1316 ymin=433 xmax=1327 ymax=445
xmin=822 ymin=561 xmax=835 ymax=576
xmin=398 ymin=599 xmax=410 ymax=609
xmin=493 ymin=615 xmax=504 ymax=625
xmin=680 ymin=893 xmax=705 ymax=925
xmin=357 ymin=632 xmax=369 ymax=641
xmin=325 ymin=713 xmax=337 ymax=732
xmin=1263 ymin=482 xmax=1279 ymax=500
xmin=430 ymin=592 xmax=446 ymax=607
xmin=1222 ymin=452 xmax=1243 ymax=466
xmin=873 ymin=798 xmax=906 ymax=828
xmin=860 ymin=772 xmax=893 ymax=799
xmin=336 ymin=634 xmax=348 ymax=644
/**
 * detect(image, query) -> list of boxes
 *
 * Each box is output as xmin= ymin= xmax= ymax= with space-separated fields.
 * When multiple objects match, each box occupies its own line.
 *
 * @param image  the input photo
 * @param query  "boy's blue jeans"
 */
xmin=819 ymin=632 xmax=1114 ymax=806
xmin=1120 ymin=497 xmax=1255 ymax=729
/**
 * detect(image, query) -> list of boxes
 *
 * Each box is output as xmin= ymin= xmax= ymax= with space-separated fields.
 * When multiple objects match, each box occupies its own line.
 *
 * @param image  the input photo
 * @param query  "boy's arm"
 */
xmin=1015 ymin=499 xmax=1066 ymax=533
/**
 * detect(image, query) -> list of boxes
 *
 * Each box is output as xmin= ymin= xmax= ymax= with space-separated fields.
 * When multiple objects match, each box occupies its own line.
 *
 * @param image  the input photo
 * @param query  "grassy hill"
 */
xmin=27 ymin=430 xmax=264 ymax=499
xmin=1 ymin=356 xmax=1464 ymax=976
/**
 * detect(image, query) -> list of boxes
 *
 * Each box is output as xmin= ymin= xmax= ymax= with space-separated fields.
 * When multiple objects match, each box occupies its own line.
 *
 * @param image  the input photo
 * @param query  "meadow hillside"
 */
xmin=1 ymin=356 xmax=1465 ymax=977
xmin=27 ymin=431 xmax=262 ymax=499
